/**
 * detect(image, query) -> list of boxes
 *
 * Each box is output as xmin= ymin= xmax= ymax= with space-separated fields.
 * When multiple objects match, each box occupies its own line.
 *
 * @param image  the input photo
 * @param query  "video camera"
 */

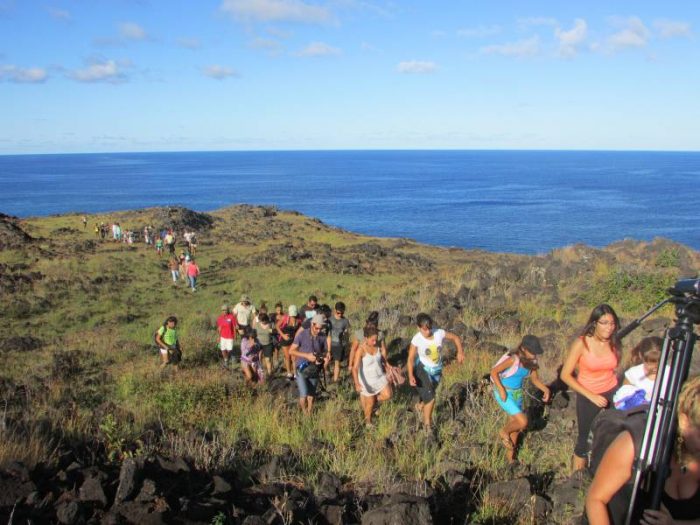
xmin=618 ymin=277 xmax=699 ymax=524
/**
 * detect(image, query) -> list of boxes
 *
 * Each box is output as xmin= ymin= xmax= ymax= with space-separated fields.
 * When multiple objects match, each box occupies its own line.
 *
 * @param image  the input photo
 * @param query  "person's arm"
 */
xmin=529 ymin=369 xmax=551 ymax=403
xmin=444 ymin=331 xmax=465 ymax=363
xmin=585 ymin=431 xmax=636 ymax=525
xmin=560 ymin=338 xmax=608 ymax=407
xmin=408 ymin=344 xmax=417 ymax=386
xmin=490 ymin=357 xmax=514 ymax=401
xmin=289 ymin=344 xmax=315 ymax=361
xmin=155 ymin=328 xmax=166 ymax=349
xmin=641 ymin=507 xmax=700 ymax=525
xmin=352 ymin=343 xmax=363 ymax=392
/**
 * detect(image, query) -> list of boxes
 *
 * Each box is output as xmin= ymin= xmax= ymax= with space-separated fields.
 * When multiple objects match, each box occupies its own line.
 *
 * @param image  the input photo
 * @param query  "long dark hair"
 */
xmin=513 ymin=346 xmax=539 ymax=371
xmin=581 ymin=303 xmax=621 ymax=361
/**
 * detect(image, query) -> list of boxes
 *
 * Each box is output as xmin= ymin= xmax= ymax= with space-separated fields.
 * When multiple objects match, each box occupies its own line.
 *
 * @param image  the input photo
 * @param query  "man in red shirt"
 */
xmin=217 ymin=304 xmax=237 ymax=368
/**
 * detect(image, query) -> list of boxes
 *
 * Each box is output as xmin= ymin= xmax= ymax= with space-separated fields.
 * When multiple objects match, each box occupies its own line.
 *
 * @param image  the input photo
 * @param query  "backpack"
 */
xmin=490 ymin=352 xmax=520 ymax=383
xmin=584 ymin=407 xmax=648 ymax=525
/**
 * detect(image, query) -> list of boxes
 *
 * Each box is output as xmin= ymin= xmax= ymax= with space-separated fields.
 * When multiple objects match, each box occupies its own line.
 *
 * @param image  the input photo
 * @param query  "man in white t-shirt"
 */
xmin=233 ymin=294 xmax=256 ymax=335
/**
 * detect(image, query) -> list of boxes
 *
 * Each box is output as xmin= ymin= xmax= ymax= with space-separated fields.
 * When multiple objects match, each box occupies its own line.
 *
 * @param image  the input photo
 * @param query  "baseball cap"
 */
xmin=221 ymin=304 xmax=230 ymax=311
xmin=521 ymin=334 xmax=544 ymax=355
xmin=311 ymin=313 xmax=325 ymax=326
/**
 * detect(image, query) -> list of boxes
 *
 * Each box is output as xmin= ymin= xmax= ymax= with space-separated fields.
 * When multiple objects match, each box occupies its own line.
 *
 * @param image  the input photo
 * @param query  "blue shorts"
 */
xmin=493 ymin=386 xmax=524 ymax=416
xmin=296 ymin=373 xmax=319 ymax=398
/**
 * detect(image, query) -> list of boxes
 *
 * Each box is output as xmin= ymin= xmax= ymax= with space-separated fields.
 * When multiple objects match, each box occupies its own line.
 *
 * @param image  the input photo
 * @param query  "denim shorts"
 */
xmin=296 ymin=372 xmax=319 ymax=398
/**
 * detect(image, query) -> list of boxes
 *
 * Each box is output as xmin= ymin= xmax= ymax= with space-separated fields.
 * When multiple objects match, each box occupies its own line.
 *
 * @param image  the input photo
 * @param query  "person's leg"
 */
xmin=377 ymin=384 xmax=392 ymax=402
xmin=264 ymin=357 xmax=272 ymax=375
xmin=573 ymin=392 xmax=601 ymax=471
xmin=295 ymin=374 xmax=309 ymax=413
xmin=333 ymin=360 xmax=341 ymax=382
xmin=241 ymin=363 xmax=254 ymax=385
xmin=160 ymin=349 xmax=169 ymax=367
xmin=499 ymin=413 xmax=528 ymax=463
xmin=422 ymin=399 xmax=436 ymax=429
xmin=283 ymin=346 xmax=293 ymax=377
xmin=360 ymin=395 xmax=374 ymax=424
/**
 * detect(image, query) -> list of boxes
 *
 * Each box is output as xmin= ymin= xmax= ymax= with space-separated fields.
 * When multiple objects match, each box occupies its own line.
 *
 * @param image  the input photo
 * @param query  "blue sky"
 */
xmin=1 ymin=1 xmax=698 ymax=153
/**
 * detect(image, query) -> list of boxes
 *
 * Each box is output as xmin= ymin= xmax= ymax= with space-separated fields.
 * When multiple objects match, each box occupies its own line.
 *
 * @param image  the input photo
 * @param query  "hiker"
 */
xmin=94 ymin=222 xmax=100 ymax=238
xmin=143 ymin=225 xmax=151 ymax=245
xmin=560 ymin=304 xmax=621 ymax=472
xmin=186 ymin=256 xmax=200 ymax=292
xmin=585 ymin=374 xmax=700 ymax=525
xmin=490 ymin=335 xmax=551 ymax=464
xmin=290 ymin=314 xmax=330 ymax=416
xmin=299 ymin=295 xmax=318 ymax=320
xmin=407 ymin=313 xmax=465 ymax=436
xmin=240 ymin=327 xmax=264 ymax=386
xmin=349 ymin=311 xmax=387 ymax=372
xmin=352 ymin=325 xmax=392 ymax=428
xmin=270 ymin=302 xmax=284 ymax=366
xmin=277 ymin=305 xmax=302 ymax=379
xmin=155 ymin=236 xmax=163 ymax=257
xmin=613 ymin=336 xmax=665 ymax=410
xmin=168 ymin=257 xmax=179 ymax=284
xmin=255 ymin=313 xmax=276 ymax=376
xmin=252 ymin=303 xmax=268 ymax=329
xmin=328 ymin=301 xmax=351 ymax=383
xmin=155 ymin=316 xmax=182 ymax=368
xmin=82 ymin=215 xmax=87 ymax=229
xmin=164 ymin=230 xmax=175 ymax=256
xmin=99 ymin=223 xmax=107 ymax=240
xmin=217 ymin=304 xmax=237 ymax=369
xmin=188 ymin=231 xmax=197 ymax=256
xmin=233 ymin=295 xmax=256 ymax=335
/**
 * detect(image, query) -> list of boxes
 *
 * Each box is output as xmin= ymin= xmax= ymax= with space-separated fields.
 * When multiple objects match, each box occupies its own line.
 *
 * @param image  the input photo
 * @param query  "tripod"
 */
xmin=619 ymin=278 xmax=700 ymax=525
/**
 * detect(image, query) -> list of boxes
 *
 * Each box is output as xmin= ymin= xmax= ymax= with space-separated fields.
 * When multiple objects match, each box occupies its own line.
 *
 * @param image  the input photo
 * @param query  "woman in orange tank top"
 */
xmin=560 ymin=304 xmax=621 ymax=472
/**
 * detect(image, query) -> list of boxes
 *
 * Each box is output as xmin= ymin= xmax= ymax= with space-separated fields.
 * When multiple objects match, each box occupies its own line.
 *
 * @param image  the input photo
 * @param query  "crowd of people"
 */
xmin=81 ymin=217 xmax=696 ymax=522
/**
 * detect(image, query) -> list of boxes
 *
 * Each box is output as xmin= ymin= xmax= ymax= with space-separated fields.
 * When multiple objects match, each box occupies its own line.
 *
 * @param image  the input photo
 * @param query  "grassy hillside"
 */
xmin=1 ymin=205 xmax=698 ymax=523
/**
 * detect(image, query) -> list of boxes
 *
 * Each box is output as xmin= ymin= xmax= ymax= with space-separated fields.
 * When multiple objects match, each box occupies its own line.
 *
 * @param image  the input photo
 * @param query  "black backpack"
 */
xmin=587 ymin=407 xmax=648 ymax=525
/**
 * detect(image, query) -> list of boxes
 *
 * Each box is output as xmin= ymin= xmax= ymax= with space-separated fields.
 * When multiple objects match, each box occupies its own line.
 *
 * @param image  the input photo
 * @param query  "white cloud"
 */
xmin=119 ymin=22 xmax=148 ymax=41
xmin=481 ymin=36 xmax=540 ymax=57
xmin=69 ymin=59 xmax=127 ymax=83
xmin=177 ymin=37 xmax=201 ymax=50
xmin=202 ymin=65 xmax=239 ymax=80
xmin=457 ymin=25 xmax=501 ymax=38
xmin=220 ymin=0 xmax=332 ymax=24
xmin=606 ymin=16 xmax=650 ymax=51
xmin=249 ymin=37 xmax=283 ymax=53
xmin=1 ymin=65 xmax=48 ymax=83
xmin=518 ymin=17 xmax=558 ymax=29
xmin=396 ymin=60 xmax=437 ymax=74
xmin=654 ymin=19 xmax=692 ymax=39
xmin=555 ymin=18 xmax=587 ymax=58
xmin=47 ymin=7 xmax=71 ymax=21
xmin=296 ymin=41 xmax=341 ymax=57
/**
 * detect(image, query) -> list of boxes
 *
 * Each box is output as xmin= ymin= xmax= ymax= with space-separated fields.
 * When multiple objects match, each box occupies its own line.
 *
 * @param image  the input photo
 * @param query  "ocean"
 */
xmin=1 ymin=150 xmax=699 ymax=255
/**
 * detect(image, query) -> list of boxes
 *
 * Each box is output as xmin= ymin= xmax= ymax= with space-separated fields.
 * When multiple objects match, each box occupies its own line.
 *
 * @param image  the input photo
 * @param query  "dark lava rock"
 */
xmin=79 ymin=474 xmax=108 ymax=507
xmin=361 ymin=494 xmax=433 ymax=525
xmin=115 ymin=457 xmax=141 ymax=504
xmin=115 ymin=500 xmax=169 ymax=525
xmin=483 ymin=477 xmax=531 ymax=509
xmin=0 ymin=335 xmax=43 ymax=353
xmin=318 ymin=503 xmax=344 ymax=525
xmin=549 ymin=474 xmax=590 ymax=524
xmin=153 ymin=206 xmax=215 ymax=233
xmin=0 ymin=213 xmax=34 ymax=249
xmin=316 ymin=471 xmax=341 ymax=502
xmin=56 ymin=500 xmax=82 ymax=525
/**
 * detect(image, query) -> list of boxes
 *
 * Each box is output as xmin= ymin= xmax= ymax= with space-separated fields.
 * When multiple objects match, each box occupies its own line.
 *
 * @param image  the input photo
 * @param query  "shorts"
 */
xmin=220 ymin=338 xmax=234 ymax=352
xmin=296 ymin=373 xmax=319 ymax=398
xmin=493 ymin=386 xmax=524 ymax=416
xmin=261 ymin=343 xmax=274 ymax=358
xmin=331 ymin=342 xmax=346 ymax=362
xmin=414 ymin=363 xmax=441 ymax=403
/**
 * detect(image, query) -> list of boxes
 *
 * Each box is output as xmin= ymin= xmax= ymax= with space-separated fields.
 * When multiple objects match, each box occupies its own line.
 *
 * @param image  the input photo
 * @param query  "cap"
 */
xmin=221 ymin=303 xmax=230 ymax=311
xmin=240 ymin=294 xmax=250 ymax=303
xmin=288 ymin=305 xmax=298 ymax=316
xmin=521 ymin=334 xmax=543 ymax=355
xmin=311 ymin=313 xmax=325 ymax=326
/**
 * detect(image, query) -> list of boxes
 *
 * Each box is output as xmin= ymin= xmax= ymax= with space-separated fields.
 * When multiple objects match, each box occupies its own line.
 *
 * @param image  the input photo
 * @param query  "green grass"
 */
xmin=2 ymin=205 xmax=698 ymax=521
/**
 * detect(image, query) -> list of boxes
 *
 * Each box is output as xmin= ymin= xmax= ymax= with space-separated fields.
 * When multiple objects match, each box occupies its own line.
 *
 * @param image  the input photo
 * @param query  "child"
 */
xmin=155 ymin=316 xmax=182 ymax=369
xmin=240 ymin=328 xmax=263 ymax=386
xmin=186 ymin=257 xmax=199 ymax=292
xmin=613 ymin=336 xmax=664 ymax=410
xmin=490 ymin=335 xmax=551 ymax=464
xmin=255 ymin=313 xmax=275 ymax=376
xmin=155 ymin=237 xmax=163 ymax=257
xmin=168 ymin=257 xmax=179 ymax=284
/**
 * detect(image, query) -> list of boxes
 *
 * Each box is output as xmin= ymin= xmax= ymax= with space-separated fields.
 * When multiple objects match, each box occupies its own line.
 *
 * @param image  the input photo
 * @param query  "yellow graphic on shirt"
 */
xmin=424 ymin=344 xmax=441 ymax=364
